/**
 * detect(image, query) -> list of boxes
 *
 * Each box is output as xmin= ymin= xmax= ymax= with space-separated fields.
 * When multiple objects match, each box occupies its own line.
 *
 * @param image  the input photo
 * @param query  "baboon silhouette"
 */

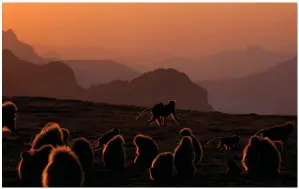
xmin=255 ymin=122 xmax=295 ymax=156
xmin=225 ymin=151 xmax=241 ymax=178
xmin=2 ymin=101 xmax=22 ymax=137
xmin=241 ymin=135 xmax=261 ymax=175
xmin=92 ymin=128 xmax=120 ymax=150
xmin=102 ymin=135 xmax=126 ymax=170
xmin=31 ymin=123 xmax=64 ymax=151
xmin=149 ymin=152 xmax=176 ymax=182
xmin=18 ymin=145 xmax=54 ymax=186
xmin=42 ymin=146 xmax=84 ymax=187
xmin=179 ymin=128 xmax=203 ymax=164
xmin=136 ymin=100 xmax=180 ymax=126
xmin=206 ymin=135 xmax=240 ymax=151
xmin=256 ymin=137 xmax=281 ymax=177
xmin=133 ymin=134 xmax=159 ymax=169
xmin=173 ymin=136 xmax=196 ymax=179
xmin=71 ymin=137 xmax=94 ymax=184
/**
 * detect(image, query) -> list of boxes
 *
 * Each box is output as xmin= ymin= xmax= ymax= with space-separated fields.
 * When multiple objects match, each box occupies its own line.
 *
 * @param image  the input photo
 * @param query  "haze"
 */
xmin=3 ymin=3 xmax=297 ymax=60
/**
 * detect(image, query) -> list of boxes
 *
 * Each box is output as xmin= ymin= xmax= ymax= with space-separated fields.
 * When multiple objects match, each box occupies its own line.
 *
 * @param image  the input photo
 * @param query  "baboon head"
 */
xmin=180 ymin=136 xmax=193 ymax=147
xmin=112 ymin=128 xmax=120 ymax=135
xmin=168 ymin=100 xmax=176 ymax=107
xmin=232 ymin=135 xmax=240 ymax=142
xmin=179 ymin=128 xmax=192 ymax=138
xmin=112 ymin=135 xmax=125 ymax=145
xmin=285 ymin=122 xmax=295 ymax=133
xmin=249 ymin=135 xmax=261 ymax=146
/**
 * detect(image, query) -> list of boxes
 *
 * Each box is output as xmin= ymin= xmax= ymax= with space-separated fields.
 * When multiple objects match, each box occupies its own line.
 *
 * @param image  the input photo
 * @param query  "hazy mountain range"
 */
xmin=199 ymin=57 xmax=297 ymax=115
xmin=3 ymin=29 xmax=140 ymax=88
xmin=3 ymin=49 xmax=213 ymax=111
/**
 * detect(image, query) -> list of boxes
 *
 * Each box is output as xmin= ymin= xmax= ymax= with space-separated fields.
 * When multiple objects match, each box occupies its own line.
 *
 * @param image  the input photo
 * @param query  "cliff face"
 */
xmin=89 ymin=68 xmax=213 ymax=111
xmin=3 ymin=49 xmax=85 ymax=99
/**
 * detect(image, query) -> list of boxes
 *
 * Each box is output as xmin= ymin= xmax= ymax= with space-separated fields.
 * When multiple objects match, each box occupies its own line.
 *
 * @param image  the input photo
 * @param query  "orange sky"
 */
xmin=2 ymin=3 xmax=297 ymax=58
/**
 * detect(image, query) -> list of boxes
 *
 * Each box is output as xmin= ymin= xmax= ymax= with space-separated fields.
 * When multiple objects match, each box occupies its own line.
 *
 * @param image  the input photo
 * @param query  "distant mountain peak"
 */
xmin=3 ymin=29 xmax=18 ymax=41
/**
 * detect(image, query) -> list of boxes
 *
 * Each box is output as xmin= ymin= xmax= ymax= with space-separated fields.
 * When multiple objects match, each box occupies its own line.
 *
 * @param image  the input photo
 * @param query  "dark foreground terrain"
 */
xmin=2 ymin=96 xmax=297 ymax=187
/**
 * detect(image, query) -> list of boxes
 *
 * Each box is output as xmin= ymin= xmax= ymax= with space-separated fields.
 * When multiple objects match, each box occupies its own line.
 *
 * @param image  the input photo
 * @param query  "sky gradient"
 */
xmin=2 ymin=3 xmax=297 ymax=58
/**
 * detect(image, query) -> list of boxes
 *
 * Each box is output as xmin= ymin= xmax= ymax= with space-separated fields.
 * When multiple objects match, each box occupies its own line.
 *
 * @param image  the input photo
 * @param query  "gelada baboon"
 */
xmin=92 ymin=128 xmax=120 ymax=151
xmin=241 ymin=135 xmax=261 ymax=175
xmin=206 ymin=135 xmax=240 ymax=151
xmin=136 ymin=100 xmax=180 ymax=126
xmin=102 ymin=135 xmax=126 ymax=170
xmin=255 ymin=122 xmax=295 ymax=155
xmin=133 ymin=134 xmax=159 ymax=169
xmin=149 ymin=152 xmax=176 ymax=182
xmin=31 ymin=123 xmax=64 ymax=151
xmin=42 ymin=146 xmax=84 ymax=187
xmin=40 ymin=122 xmax=69 ymax=145
xmin=256 ymin=137 xmax=281 ymax=177
xmin=71 ymin=137 xmax=94 ymax=184
xmin=2 ymin=101 xmax=22 ymax=137
xmin=174 ymin=136 xmax=196 ymax=179
xmin=18 ymin=145 xmax=54 ymax=186
xmin=225 ymin=151 xmax=241 ymax=178
xmin=179 ymin=128 xmax=203 ymax=164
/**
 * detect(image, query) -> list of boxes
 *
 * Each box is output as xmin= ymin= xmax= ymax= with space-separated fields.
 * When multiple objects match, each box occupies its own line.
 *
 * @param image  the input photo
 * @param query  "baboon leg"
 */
xmin=161 ymin=117 xmax=166 ymax=126
xmin=147 ymin=115 xmax=158 ymax=125
xmin=156 ymin=118 xmax=162 ymax=127
xmin=216 ymin=140 xmax=223 ymax=150
xmin=282 ymin=139 xmax=289 ymax=157
xmin=171 ymin=112 xmax=180 ymax=125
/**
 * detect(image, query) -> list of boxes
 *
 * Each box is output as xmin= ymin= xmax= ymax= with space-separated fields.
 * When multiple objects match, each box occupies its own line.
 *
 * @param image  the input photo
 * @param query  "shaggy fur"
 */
xmin=241 ymin=135 xmax=261 ymax=175
xmin=31 ymin=123 xmax=64 ymax=151
xmin=149 ymin=152 xmax=176 ymax=182
xmin=133 ymin=134 xmax=159 ymax=169
xmin=102 ymin=135 xmax=126 ymax=170
xmin=256 ymin=137 xmax=281 ymax=177
xmin=71 ymin=137 xmax=94 ymax=183
xmin=42 ymin=146 xmax=84 ymax=187
xmin=2 ymin=101 xmax=22 ymax=137
xmin=179 ymin=128 xmax=203 ymax=164
xmin=18 ymin=145 xmax=54 ymax=186
xmin=173 ymin=136 xmax=196 ymax=179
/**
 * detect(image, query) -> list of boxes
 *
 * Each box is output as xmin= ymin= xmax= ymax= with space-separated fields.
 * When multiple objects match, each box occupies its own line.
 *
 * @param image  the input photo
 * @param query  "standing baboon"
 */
xmin=173 ymin=136 xmax=196 ymax=179
xmin=136 ymin=100 xmax=180 ymax=126
xmin=102 ymin=135 xmax=126 ymax=170
xmin=179 ymin=128 xmax=203 ymax=164
xmin=2 ymin=101 xmax=22 ymax=137
xmin=206 ymin=135 xmax=240 ymax=151
xmin=133 ymin=134 xmax=159 ymax=169
xmin=255 ymin=122 xmax=295 ymax=156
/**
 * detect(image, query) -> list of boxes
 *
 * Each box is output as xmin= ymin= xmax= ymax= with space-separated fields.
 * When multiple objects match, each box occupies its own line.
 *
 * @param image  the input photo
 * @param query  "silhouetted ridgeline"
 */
xmin=199 ymin=57 xmax=297 ymax=115
xmin=3 ymin=50 xmax=213 ymax=112
xmin=3 ymin=29 xmax=141 ymax=89
xmin=2 ymin=29 xmax=47 ymax=64
xmin=3 ymin=49 xmax=86 ymax=100
xmin=88 ymin=68 xmax=213 ymax=111
xmin=64 ymin=60 xmax=141 ymax=88
xmin=153 ymin=46 xmax=295 ymax=81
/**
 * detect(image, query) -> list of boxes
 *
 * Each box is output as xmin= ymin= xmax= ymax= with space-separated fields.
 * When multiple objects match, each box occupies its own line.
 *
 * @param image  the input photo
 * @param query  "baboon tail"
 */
xmin=206 ymin=137 xmax=220 ymax=145
xmin=136 ymin=108 xmax=151 ymax=120
xmin=92 ymin=141 xmax=100 ymax=149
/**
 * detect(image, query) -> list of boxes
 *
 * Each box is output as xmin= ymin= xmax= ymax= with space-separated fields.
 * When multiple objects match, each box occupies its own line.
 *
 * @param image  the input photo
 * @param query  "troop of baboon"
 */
xmin=2 ymin=100 xmax=296 ymax=186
